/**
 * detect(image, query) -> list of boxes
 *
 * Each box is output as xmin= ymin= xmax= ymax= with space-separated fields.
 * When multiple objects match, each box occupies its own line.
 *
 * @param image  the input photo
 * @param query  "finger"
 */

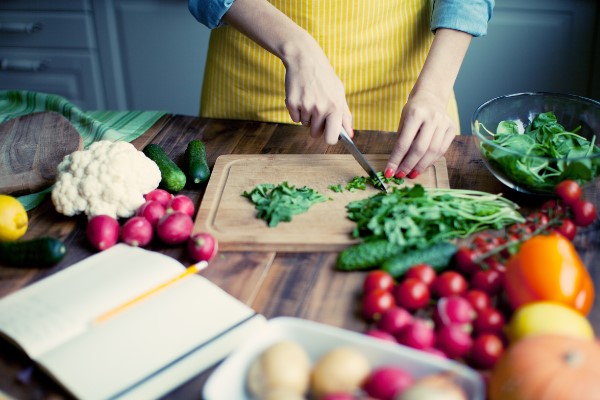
xmin=299 ymin=110 xmax=312 ymax=127
xmin=323 ymin=112 xmax=343 ymax=145
xmin=309 ymin=113 xmax=326 ymax=139
xmin=342 ymin=110 xmax=354 ymax=139
xmin=410 ymin=126 xmax=447 ymax=174
xmin=440 ymin=124 xmax=457 ymax=154
xmin=397 ymin=121 xmax=436 ymax=177
xmin=385 ymin=115 xmax=422 ymax=178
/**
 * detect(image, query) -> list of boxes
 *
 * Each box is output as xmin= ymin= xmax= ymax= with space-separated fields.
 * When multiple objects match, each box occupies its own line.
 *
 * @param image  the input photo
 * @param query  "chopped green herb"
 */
xmin=375 ymin=171 xmax=405 ymax=186
xmin=329 ymin=184 xmax=344 ymax=193
xmin=242 ymin=182 xmax=329 ymax=227
xmin=345 ymin=176 xmax=367 ymax=191
xmin=479 ymin=111 xmax=600 ymax=192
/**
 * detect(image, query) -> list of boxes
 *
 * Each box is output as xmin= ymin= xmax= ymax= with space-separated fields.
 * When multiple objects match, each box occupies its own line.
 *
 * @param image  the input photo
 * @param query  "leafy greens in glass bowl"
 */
xmin=472 ymin=92 xmax=600 ymax=195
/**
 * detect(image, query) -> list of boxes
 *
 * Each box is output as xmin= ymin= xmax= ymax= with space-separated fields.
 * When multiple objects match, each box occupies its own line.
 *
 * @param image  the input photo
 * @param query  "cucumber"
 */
xmin=336 ymin=240 xmax=405 ymax=271
xmin=143 ymin=144 xmax=186 ymax=192
xmin=184 ymin=139 xmax=210 ymax=185
xmin=0 ymin=237 xmax=67 ymax=268
xmin=381 ymin=242 xmax=458 ymax=278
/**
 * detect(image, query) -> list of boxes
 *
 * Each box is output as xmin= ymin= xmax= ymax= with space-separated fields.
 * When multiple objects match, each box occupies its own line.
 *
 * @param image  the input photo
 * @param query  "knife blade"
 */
xmin=339 ymin=128 xmax=388 ymax=193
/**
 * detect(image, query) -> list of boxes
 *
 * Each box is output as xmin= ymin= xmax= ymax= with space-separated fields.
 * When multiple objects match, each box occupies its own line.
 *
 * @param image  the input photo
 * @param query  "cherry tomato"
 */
xmin=554 ymin=218 xmax=577 ymax=241
xmin=472 ymin=233 xmax=498 ymax=254
xmin=484 ymin=258 xmax=506 ymax=273
xmin=555 ymin=180 xmax=582 ymax=206
xmin=469 ymin=333 xmax=504 ymax=370
xmin=405 ymin=263 xmax=437 ymax=287
xmin=363 ymin=270 xmax=395 ymax=294
xmin=394 ymin=278 xmax=430 ymax=311
xmin=362 ymin=289 xmax=395 ymax=321
xmin=525 ymin=211 xmax=549 ymax=231
xmin=541 ymin=199 xmax=566 ymax=218
xmin=433 ymin=271 xmax=468 ymax=297
xmin=507 ymin=223 xmax=533 ymax=239
xmin=454 ymin=247 xmax=480 ymax=275
xmin=463 ymin=289 xmax=492 ymax=313
xmin=470 ymin=270 xmax=503 ymax=296
xmin=473 ymin=307 xmax=505 ymax=335
xmin=571 ymin=200 xmax=597 ymax=227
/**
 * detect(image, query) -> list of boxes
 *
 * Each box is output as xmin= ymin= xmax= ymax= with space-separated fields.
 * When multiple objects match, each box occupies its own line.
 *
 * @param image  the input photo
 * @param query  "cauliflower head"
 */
xmin=51 ymin=140 xmax=162 ymax=218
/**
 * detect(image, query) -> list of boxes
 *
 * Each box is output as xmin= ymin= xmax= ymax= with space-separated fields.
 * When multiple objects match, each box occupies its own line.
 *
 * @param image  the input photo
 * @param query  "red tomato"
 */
xmin=454 ymin=247 xmax=480 ymax=275
xmin=433 ymin=271 xmax=468 ymax=297
xmin=473 ymin=307 xmax=505 ymax=335
xmin=554 ymin=218 xmax=577 ymax=241
xmin=470 ymin=270 xmax=503 ymax=296
xmin=363 ymin=271 xmax=395 ymax=294
xmin=362 ymin=289 xmax=395 ymax=321
xmin=571 ymin=200 xmax=597 ymax=227
xmin=463 ymin=289 xmax=492 ymax=313
xmin=469 ymin=333 xmax=504 ymax=370
xmin=541 ymin=199 xmax=566 ymax=218
xmin=405 ymin=264 xmax=437 ymax=287
xmin=525 ymin=212 xmax=549 ymax=230
xmin=555 ymin=180 xmax=582 ymax=206
xmin=394 ymin=278 xmax=430 ymax=311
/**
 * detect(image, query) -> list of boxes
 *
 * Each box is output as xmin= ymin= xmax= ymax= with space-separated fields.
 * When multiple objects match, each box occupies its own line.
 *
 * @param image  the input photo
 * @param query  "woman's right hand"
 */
xmin=282 ymin=43 xmax=354 ymax=144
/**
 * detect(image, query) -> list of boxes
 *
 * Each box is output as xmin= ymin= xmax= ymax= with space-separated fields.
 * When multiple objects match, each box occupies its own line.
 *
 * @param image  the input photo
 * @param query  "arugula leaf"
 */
xmin=242 ymin=182 xmax=329 ymax=227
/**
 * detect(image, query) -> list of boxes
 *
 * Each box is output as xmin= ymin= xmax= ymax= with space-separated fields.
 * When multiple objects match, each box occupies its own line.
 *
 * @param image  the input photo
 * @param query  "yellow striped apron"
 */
xmin=200 ymin=0 xmax=459 ymax=132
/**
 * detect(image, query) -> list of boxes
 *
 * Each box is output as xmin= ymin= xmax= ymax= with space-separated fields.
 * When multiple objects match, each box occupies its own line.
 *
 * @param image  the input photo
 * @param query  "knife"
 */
xmin=339 ymin=128 xmax=388 ymax=193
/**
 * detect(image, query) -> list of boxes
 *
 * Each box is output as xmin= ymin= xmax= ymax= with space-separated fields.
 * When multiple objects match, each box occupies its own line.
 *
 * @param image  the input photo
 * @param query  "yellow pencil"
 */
xmin=94 ymin=261 xmax=209 ymax=324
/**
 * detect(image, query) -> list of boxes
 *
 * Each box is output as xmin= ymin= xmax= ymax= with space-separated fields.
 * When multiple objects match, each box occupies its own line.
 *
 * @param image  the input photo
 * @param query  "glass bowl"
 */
xmin=472 ymin=92 xmax=600 ymax=195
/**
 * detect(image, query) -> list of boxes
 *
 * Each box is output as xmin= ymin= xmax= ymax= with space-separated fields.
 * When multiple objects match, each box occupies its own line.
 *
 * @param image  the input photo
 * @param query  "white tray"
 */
xmin=203 ymin=317 xmax=485 ymax=400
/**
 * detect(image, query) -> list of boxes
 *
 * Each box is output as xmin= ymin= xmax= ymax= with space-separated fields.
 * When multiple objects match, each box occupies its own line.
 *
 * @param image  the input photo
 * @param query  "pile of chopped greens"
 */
xmin=346 ymin=184 xmax=524 ymax=250
xmin=330 ymin=172 xmax=405 ymax=193
xmin=479 ymin=111 xmax=600 ymax=192
xmin=242 ymin=182 xmax=329 ymax=227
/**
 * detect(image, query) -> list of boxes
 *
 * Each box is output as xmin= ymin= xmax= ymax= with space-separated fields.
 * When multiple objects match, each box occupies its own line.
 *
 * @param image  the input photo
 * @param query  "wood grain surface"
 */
xmin=0 ymin=116 xmax=598 ymax=400
xmin=0 ymin=112 xmax=83 ymax=195
xmin=194 ymin=154 xmax=449 ymax=251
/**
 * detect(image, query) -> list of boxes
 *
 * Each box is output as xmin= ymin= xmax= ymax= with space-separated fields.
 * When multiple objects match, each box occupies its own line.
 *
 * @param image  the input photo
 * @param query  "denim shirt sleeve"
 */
xmin=431 ymin=0 xmax=495 ymax=37
xmin=188 ymin=0 xmax=235 ymax=29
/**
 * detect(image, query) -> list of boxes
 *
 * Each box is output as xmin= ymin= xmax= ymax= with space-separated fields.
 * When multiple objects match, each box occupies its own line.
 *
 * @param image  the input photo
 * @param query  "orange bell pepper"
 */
xmin=505 ymin=232 xmax=594 ymax=315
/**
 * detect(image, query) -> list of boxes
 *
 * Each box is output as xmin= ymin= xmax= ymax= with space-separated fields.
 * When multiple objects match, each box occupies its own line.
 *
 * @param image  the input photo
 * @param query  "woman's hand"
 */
xmin=283 ymin=47 xmax=353 ymax=144
xmin=385 ymin=90 xmax=456 ymax=179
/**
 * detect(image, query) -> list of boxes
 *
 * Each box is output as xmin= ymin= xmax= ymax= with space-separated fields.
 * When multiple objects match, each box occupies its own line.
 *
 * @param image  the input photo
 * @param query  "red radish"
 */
xmin=463 ymin=289 xmax=492 ymax=313
xmin=121 ymin=217 xmax=153 ymax=247
xmin=156 ymin=212 xmax=193 ymax=245
xmin=469 ymin=333 xmax=504 ymax=369
xmin=395 ymin=319 xmax=435 ymax=350
xmin=144 ymin=189 xmax=173 ymax=207
xmin=136 ymin=200 xmax=166 ymax=227
xmin=365 ymin=329 xmax=397 ymax=343
xmin=472 ymin=307 xmax=505 ymax=335
xmin=166 ymin=195 xmax=195 ymax=217
xmin=433 ymin=296 xmax=476 ymax=327
xmin=435 ymin=324 xmax=473 ymax=359
xmin=187 ymin=232 xmax=218 ymax=262
xmin=321 ymin=393 xmax=356 ymax=400
xmin=394 ymin=278 xmax=430 ymax=311
xmin=376 ymin=307 xmax=414 ymax=335
xmin=362 ymin=366 xmax=414 ymax=400
xmin=362 ymin=290 xmax=395 ymax=321
xmin=87 ymin=215 xmax=120 ymax=251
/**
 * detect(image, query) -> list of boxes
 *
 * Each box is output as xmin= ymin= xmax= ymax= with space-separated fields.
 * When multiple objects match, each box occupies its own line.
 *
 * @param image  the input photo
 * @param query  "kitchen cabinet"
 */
xmin=455 ymin=0 xmax=600 ymax=132
xmin=0 ymin=0 xmax=598 ymax=124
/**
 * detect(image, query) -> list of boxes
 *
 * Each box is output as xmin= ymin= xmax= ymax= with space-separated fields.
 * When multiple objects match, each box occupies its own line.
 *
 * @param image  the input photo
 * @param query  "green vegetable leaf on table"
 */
xmin=242 ymin=182 xmax=329 ymax=227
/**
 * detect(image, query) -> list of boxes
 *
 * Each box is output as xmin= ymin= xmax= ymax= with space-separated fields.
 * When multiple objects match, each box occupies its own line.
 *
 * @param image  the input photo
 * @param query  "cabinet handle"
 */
xmin=0 ymin=59 xmax=48 ymax=72
xmin=0 ymin=22 xmax=43 ymax=34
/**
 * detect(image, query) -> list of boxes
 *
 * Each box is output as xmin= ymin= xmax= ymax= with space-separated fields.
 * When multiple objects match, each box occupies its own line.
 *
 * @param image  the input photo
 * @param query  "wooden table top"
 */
xmin=1 ymin=115 xmax=599 ymax=399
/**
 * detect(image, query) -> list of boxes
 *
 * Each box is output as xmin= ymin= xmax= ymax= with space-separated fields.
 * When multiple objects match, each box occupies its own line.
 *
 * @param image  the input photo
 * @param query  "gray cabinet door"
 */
xmin=102 ymin=0 xmax=210 ymax=115
xmin=454 ymin=0 xmax=599 ymax=133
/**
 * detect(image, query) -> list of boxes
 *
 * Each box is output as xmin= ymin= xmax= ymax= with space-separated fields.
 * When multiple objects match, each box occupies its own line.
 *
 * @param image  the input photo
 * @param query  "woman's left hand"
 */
xmin=384 ymin=89 xmax=457 ymax=179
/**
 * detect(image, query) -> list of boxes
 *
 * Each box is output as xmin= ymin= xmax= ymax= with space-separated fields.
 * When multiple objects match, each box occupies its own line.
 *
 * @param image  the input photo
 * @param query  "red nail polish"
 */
xmin=408 ymin=171 xmax=420 ymax=179
xmin=395 ymin=171 xmax=406 ymax=179
xmin=384 ymin=168 xmax=394 ymax=179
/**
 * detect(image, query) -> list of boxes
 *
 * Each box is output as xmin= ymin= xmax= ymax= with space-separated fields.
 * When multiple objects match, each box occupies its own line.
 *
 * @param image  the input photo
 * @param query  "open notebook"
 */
xmin=0 ymin=244 xmax=266 ymax=400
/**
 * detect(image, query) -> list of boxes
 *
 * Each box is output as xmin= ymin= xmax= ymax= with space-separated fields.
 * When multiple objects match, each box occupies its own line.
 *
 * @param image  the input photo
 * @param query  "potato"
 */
xmin=246 ymin=340 xmax=311 ymax=399
xmin=310 ymin=347 xmax=371 ymax=399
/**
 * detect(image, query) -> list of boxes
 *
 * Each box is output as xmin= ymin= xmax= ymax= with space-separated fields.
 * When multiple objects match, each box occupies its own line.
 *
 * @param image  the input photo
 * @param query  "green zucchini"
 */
xmin=143 ymin=144 xmax=186 ymax=192
xmin=0 ymin=237 xmax=67 ymax=268
xmin=184 ymin=139 xmax=210 ymax=184
xmin=381 ymin=242 xmax=458 ymax=278
xmin=336 ymin=239 xmax=405 ymax=271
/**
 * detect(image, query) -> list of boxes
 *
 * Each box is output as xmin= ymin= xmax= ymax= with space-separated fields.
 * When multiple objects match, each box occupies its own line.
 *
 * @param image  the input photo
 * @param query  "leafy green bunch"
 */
xmin=480 ymin=111 xmax=600 ymax=192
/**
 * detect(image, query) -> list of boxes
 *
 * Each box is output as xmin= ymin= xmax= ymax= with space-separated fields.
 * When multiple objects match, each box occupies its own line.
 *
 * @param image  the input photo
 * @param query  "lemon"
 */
xmin=506 ymin=301 xmax=595 ymax=342
xmin=0 ymin=195 xmax=28 ymax=241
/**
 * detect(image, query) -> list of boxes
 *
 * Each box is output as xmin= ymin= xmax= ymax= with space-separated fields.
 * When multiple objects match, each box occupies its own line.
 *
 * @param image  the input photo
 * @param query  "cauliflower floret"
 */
xmin=51 ymin=140 xmax=162 ymax=219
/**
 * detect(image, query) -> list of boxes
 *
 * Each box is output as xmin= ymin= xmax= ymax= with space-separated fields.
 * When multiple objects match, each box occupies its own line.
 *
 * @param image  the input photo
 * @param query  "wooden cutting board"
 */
xmin=0 ymin=111 xmax=83 ymax=195
xmin=194 ymin=154 xmax=450 ymax=252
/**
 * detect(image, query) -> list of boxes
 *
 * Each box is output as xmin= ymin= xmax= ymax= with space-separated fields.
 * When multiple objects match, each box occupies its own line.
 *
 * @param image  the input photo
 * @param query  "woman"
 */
xmin=189 ymin=0 xmax=494 ymax=179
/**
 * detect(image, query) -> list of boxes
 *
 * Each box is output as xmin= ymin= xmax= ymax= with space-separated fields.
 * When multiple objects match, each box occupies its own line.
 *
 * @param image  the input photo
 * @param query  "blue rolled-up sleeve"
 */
xmin=431 ymin=0 xmax=495 ymax=37
xmin=188 ymin=0 xmax=236 ymax=29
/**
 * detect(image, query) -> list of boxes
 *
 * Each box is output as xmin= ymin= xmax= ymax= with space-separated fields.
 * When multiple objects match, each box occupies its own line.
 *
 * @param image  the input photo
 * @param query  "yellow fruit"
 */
xmin=506 ymin=301 xmax=595 ymax=343
xmin=0 ymin=195 xmax=28 ymax=241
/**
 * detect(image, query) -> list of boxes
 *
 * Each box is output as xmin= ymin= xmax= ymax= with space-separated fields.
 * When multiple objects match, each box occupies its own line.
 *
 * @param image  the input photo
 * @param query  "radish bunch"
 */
xmin=86 ymin=189 xmax=217 ymax=263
